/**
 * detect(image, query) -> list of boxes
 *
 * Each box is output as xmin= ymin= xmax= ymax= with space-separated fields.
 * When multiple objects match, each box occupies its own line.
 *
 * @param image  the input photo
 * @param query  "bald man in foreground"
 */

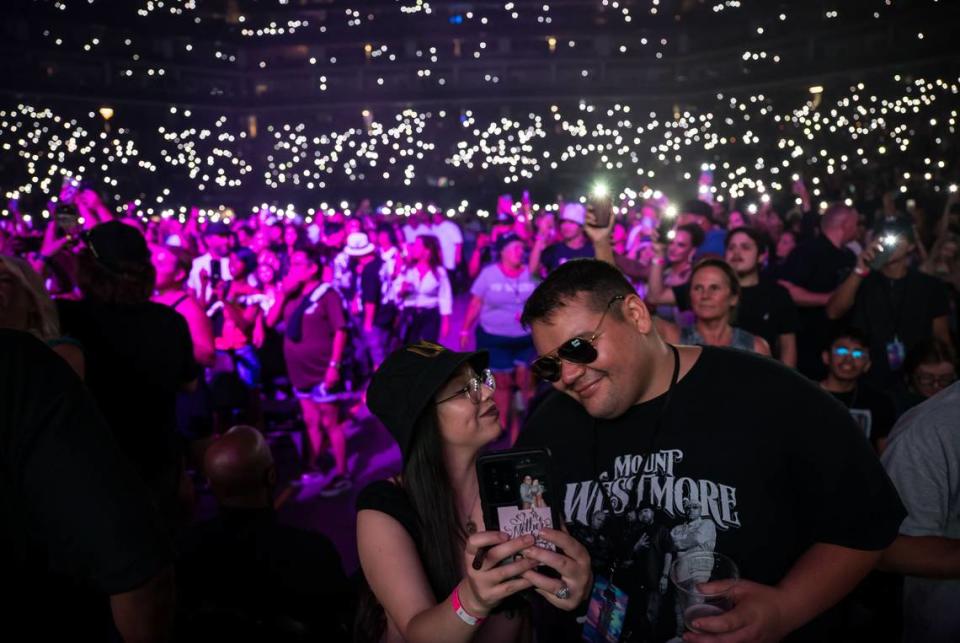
xmin=176 ymin=426 xmax=352 ymax=642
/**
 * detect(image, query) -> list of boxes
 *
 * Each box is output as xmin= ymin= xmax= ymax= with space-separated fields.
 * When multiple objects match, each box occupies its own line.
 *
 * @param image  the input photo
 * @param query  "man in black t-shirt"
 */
xmin=516 ymin=259 xmax=904 ymax=643
xmin=819 ymin=329 xmax=897 ymax=453
xmin=778 ymin=203 xmax=858 ymax=379
xmin=531 ymin=203 xmax=595 ymax=276
xmin=177 ymin=426 xmax=351 ymax=641
xmin=1 ymin=330 xmax=173 ymax=641
xmin=826 ymin=218 xmax=953 ymax=393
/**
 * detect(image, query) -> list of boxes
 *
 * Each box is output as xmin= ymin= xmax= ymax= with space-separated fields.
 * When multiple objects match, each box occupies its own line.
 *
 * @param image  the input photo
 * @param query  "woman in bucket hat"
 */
xmin=355 ymin=341 xmax=592 ymax=642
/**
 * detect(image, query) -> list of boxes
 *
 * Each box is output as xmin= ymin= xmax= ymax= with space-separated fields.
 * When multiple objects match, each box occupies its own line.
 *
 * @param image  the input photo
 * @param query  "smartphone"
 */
xmin=869 ymin=233 xmax=900 ymax=270
xmin=657 ymin=205 xmax=678 ymax=242
xmin=588 ymin=182 xmax=613 ymax=228
xmin=55 ymin=206 xmax=80 ymax=235
xmin=477 ymin=448 xmax=562 ymax=554
xmin=60 ymin=176 xmax=80 ymax=205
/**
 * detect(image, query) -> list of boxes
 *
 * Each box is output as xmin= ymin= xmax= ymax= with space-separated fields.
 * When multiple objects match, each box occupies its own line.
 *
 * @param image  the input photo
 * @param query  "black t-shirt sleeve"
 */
xmin=2 ymin=331 xmax=170 ymax=594
xmin=772 ymin=284 xmax=800 ymax=334
xmin=360 ymin=262 xmax=382 ymax=306
xmin=540 ymin=244 xmax=559 ymax=272
xmin=673 ymin=283 xmax=691 ymax=311
xmin=356 ymin=480 xmax=422 ymax=543
xmin=779 ymin=244 xmax=813 ymax=286
xmin=782 ymin=376 xmax=905 ymax=550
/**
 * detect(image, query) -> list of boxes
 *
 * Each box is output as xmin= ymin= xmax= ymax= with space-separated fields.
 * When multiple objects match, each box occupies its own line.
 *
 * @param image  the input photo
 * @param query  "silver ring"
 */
xmin=555 ymin=584 xmax=571 ymax=600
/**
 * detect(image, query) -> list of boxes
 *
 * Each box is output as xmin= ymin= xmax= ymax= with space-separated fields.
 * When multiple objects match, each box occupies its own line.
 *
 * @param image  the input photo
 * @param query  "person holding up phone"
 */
xmin=356 ymin=341 xmax=592 ymax=643
xmin=826 ymin=218 xmax=953 ymax=391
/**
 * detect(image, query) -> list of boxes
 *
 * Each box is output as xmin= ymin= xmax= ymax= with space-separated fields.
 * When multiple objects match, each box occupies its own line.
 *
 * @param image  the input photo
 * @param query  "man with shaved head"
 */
xmin=204 ymin=425 xmax=276 ymax=508
xmin=176 ymin=426 xmax=352 ymax=641
xmin=778 ymin=203 xmax=859 ymax=378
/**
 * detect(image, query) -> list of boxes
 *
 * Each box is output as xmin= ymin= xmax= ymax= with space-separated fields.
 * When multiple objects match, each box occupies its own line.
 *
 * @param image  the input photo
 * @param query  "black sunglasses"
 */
xmin=530 ymin=295 xmax=625 ymax=382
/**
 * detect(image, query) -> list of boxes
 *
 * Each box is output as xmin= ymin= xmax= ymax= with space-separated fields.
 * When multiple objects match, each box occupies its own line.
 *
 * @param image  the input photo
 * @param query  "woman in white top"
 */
xmin=397 ymin=235 xmax=453 ymax=344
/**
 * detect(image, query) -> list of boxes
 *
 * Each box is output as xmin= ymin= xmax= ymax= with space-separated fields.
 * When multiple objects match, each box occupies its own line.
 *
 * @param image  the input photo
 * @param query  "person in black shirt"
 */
xmin=826 ymin=218 xmax=953 ymax=393
xmin=531 ymin=203 xmax=594 ymax=277
xmin=517 ymin=259 xmax=904 ymax=642
xmin=660 ymin=228 xmax=799 ymax=367
xmin=350 ymin=232 xmax=389 ymax=368
xmin=818 ymin=329 xmax=897 ymax=453
xmin=57 ymin=221 xmax=200 ymax=532
xmin=778 ymin=204 xmax=859 ymax=379
xmin=1 ymin=330 xmax=173 ymax=642
xmin=724 ymin=227 xmax=799 ymax=367
xmin=176 ymin=425 xmax=351 ymax=642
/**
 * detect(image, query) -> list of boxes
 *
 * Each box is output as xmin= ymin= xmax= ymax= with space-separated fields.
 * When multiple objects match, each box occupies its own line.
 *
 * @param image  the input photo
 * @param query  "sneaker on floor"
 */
xmin=318 ymin=474 xmax=353 ymax=498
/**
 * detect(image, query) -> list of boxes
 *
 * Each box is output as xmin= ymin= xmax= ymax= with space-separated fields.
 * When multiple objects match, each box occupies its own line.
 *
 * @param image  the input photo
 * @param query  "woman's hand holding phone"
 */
xmin=519 ymin=527 xmax=593 ymax=610
xmin=460 ymin=531 xmax=539 ymax=617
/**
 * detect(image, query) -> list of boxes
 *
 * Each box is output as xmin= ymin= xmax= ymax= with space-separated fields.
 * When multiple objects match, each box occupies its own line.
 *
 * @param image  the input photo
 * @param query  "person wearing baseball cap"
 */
xmin=186 ymin=220 xmax=236 ymax=304
xmin=355 ymin=341 xmax=592 ymax=641
xmin=459 ymin=232 xmax=538 ymax=444
xmin=58 ymin=220 xmax=201 ymax=533
xmin=530 ymin=202 xmax=595 ymax=277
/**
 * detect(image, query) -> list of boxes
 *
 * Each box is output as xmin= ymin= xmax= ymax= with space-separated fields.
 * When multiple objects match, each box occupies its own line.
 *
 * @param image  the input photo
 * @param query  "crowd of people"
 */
xmin=2 ymin=174 xmax=960 ymax=642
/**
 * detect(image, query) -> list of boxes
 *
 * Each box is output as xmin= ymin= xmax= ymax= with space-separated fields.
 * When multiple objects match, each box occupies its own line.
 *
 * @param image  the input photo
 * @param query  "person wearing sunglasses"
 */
xmin=515 ymin=259 xmax=905 ymax=643
xmin=819 ymin=329 xmax=897 ymax=454
xmin=355 ymin=341 xmax=592 ymax=643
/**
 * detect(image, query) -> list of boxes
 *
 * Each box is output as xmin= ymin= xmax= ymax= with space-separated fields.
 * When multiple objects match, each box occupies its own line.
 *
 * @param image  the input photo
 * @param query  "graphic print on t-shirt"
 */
xmin=566 ymin=448 xmax=742 ymax=641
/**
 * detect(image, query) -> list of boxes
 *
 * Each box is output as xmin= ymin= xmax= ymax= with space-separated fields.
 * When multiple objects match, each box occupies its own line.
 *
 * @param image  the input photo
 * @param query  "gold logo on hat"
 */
xmin=407 ymin=341 xmax=446 ymax=358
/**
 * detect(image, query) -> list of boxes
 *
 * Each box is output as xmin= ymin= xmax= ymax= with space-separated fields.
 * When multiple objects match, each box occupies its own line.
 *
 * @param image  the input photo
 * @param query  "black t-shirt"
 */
xmin=360 ymin=256 xmax=391 ymax=327
xmin=1 ymin=330 xmax=170 ymax=637
xmin=849 ymin=269 xmax=950 ymax=390
xmin=827 ymin=386 xmax=897 ymax=446
xmin=779 ymin=236 xmax=856 ymax=379
xmin=541 ymin=241 xmax=595 ymax=273
xmin=58 ymin=299 xmax=200 ymax=482
xmin=517 ymin=347 xmax=905 ymax=643
xmin=176 ymin=507 xmax=351 ymax=641
xmin=674 ymin=279 xmax=799 ymax=355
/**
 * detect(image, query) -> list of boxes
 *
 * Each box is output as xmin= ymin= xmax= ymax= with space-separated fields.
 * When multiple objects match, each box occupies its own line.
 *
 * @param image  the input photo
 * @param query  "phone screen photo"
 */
xmin=477 ymin=448 xmax=561 ymax=553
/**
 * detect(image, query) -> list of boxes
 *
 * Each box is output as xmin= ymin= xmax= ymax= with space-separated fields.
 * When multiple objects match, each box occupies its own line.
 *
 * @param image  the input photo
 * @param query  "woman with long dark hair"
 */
xmin=396 ymin=234 xmax=452 ymax=344
xmin=356 ymin=342 xmax=592 ymax=643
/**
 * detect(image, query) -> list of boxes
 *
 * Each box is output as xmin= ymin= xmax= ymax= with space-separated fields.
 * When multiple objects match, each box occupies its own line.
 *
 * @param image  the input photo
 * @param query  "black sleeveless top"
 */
xmin=357 ymin=479 xmax=445 ymax=599
xmin=356 ymin=480 xmax=422 ymax=545
xmin=356 ymin=479 xmax=526 ymax=619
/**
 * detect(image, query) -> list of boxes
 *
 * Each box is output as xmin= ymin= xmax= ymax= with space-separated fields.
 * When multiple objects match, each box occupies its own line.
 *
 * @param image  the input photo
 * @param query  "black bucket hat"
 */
xmin=84 ymin=221 xmax=150 ymax=271
xmin=367 ymin=341 xmax=489 ymax=461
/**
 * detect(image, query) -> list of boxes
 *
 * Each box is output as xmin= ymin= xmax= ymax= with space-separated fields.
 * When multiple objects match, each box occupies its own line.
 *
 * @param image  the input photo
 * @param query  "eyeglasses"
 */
xmin=530 ymin=295 xmax=625 ymax=382
xmin=436 ymin=368 xmax=496 ymax=405
xmin=913 ymin=373 xmax=956 ymax=388
xmin=833 ymin=347 xmax=866 ymax=360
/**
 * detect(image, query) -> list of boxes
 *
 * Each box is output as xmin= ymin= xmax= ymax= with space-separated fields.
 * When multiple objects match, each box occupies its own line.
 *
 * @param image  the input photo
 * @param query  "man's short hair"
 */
xmin=676 ymin=223 xmax=705 ymax=248
xmin=682 ymin=199 xmax=714 ymax=222
xmin=724 ymin=226 xmax=769 ymax=256
xmin=821 ymin=203 xmax=855 ymax=231
xmin=520 ymin=259 xmax=636 ymax=329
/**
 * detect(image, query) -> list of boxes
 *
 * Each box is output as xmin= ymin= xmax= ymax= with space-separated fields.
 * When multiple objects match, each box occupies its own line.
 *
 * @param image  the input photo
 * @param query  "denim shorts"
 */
xmin=475 ymin=327 xmax=536 ymax=372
